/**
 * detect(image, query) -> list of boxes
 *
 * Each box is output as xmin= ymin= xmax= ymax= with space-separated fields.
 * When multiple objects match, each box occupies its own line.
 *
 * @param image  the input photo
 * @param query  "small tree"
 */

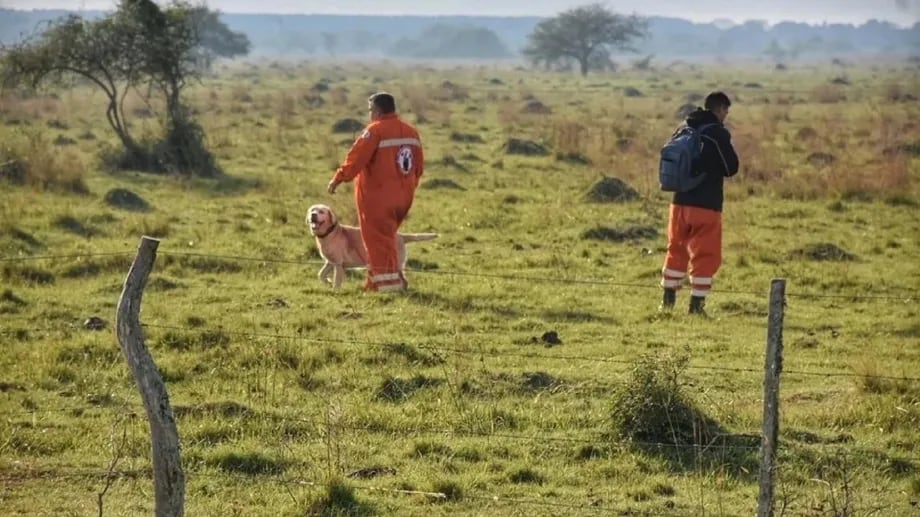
xmin=523 ymin=3 xmax=647 ymax=76
xmin=1 ymin=0 xmax=249 ymax=176
xmin=187 ymin=6 xmax=250 ymax=70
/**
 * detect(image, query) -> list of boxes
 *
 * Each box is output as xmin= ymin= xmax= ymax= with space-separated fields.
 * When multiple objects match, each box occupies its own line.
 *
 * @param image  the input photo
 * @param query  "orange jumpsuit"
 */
xmin=333 ymin=113 xmax=423 ymax=292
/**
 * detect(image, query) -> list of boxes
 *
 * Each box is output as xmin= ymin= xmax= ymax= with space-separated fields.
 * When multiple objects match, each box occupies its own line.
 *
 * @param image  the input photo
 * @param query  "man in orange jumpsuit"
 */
xmin=660 ymin=91 xmax=739 ymax=315
xmin=327 ymin=92 xmax=424 ymax=292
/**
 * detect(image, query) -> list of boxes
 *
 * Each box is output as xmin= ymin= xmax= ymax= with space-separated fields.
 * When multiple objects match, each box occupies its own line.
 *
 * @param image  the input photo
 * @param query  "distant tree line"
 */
xmin=2 ymin=7 xmax=916 ymax=63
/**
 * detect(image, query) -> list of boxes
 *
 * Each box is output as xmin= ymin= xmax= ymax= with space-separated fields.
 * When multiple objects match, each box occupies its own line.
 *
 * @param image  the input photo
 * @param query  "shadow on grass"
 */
xmin=306 ymin=479 xmax=378 ymax=516
xmin=403 ymin=290 xmax=521 ymax=318
xmin=627 ymin=424 xmax=762 ymax=480
xmin=207 ymin=450 xmax=287 ymax=476
xmin=107 ymin=168 xmax=262 ymax=197
xmin=541 ymin=309 xmax=616 ymax=324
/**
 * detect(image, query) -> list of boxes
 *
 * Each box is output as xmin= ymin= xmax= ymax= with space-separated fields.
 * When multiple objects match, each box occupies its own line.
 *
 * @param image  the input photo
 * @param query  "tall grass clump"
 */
xmin=0 ymin=128 xmax=88 ymax=193
xmin=610 ymin=350 xmax=720 ymax=446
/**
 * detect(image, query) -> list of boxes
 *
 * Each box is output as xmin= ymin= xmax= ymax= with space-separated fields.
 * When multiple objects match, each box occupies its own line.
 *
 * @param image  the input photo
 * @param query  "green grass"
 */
xmin=1 ymin=58 xmax=919 ymax=516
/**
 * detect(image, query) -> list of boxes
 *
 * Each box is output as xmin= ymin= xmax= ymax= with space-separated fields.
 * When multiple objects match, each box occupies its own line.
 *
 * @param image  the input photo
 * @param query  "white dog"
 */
xmin=307 ymin=204 xmax=437 ymax=289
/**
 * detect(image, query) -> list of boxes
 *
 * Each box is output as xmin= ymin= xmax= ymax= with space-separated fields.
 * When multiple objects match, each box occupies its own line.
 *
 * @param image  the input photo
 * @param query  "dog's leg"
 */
xmin=396 ymin=237 xmax=409 ymax=288
xmin=333 ymin=264 xmax=346 ymax=289
xmin=318 ymin=262 xmax=333 ymax=284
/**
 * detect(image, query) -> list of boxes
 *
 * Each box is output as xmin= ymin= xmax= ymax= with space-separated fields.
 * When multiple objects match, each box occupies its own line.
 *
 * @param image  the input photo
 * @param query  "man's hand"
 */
xmin=327 ymin=179 xmax=341 ymax=194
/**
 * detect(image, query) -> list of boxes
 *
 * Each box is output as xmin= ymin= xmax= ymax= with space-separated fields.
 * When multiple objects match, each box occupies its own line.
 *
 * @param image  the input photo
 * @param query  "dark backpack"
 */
xmin=659 ymin=123 xmax=718 ymax=192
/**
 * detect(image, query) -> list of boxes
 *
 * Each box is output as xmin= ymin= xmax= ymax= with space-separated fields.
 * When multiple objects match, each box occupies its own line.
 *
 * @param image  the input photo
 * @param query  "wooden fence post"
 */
xmin=758 ymin=278 xmax=786 ymax=517
xmin=115 ymin=236 xmax=185 ymax=516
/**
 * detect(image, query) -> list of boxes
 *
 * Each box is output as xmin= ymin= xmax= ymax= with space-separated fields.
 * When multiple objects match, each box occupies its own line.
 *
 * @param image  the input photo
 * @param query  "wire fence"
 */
xmin=2 ymin=245 xmax=919 ymax=513
xmin=4 ymin=401 xmax=919 ymax=514
xmin=1 ymin=249 xmax=916 ymax=302
xmin=3 ymin=320 xmax=919 ymax=383
xmin=6 ymin=401 xmax=920 ymax=464
xmin=0 ymin=466 xmax=624 ymax=512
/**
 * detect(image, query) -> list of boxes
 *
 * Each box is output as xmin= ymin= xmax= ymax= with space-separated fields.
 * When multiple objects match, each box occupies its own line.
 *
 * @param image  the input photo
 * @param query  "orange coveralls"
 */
xmin=332 ymin=113 xmax=424 ymax=291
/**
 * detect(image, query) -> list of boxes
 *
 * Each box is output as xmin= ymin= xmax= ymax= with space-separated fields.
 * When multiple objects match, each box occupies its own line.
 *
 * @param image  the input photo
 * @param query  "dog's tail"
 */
xmin=400 ymin=232 xmax=438 ymax=243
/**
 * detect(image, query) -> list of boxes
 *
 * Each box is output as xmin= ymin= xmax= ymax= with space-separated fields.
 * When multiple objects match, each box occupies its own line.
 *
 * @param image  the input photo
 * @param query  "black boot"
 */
xmin=689 ymin=295 xmax=707 ymax=316
xmin=659 ymin=288 xmax=676 ymax=312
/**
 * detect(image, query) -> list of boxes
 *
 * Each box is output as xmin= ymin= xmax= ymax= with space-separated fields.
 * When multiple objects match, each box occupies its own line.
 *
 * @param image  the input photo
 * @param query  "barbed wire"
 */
xmin=6 ymin=400 xmax=920 ymax=463
xmin=0 ymin=466 xmax=625 ymax=512
xmin=5 ymin=402 xmax=760 ymax=452
xmin=3 ymin=248 xmax=914 ymax=302
xmin=4 ymin=402 xmax=919 ymax=472
xmin=0 ymin=252 xmax=132 ymax=263
xmin=138 ymin=322 xmax=920 ymax=383
xmin=2 ymin=320 xmax=918 ymax=383
xmin=156 ymin=250 xmax=920 ymax=301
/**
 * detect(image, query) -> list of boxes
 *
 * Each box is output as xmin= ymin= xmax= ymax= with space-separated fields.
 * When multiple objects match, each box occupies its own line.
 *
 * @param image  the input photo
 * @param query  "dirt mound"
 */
xmin=521 ymin=371 xmax=561 ymax=391
xmin=331 ymin=118 xmax=364 ymax=133
xmin=790 ymin=242 xmax=857 ymax=261
xmin=521 ymin=99 xmax=551 ymax=114
xmin=796 ymin=127 xmax=818 ymax=140
xmin=440 ymin=155 xmax=469 ymax=172
xmin=585 ymin=177 xmax=639 ymax=203
xmin=104 ymin=188 xmax=150 ymax=212
xmin=504 ymin=138 xmax=548 ymax=156
xmin=807 ymin=152 xmax=837 ymax=167
xmin=421 ymin=178 xmax=465 ymax=191
xmin=53 ymin=215 xmax=97 ymax=238
xmin=0 ymin=160 xmax=26 ymax=184
xmin=450 ymin=132 xmax=484 ymax=143
xmin=440 ymin=81 xmax=469 ymax=102
xmin=556 ymin=152 xmax=591 ymax=165
xmin=623 ymin=87 xmax=643 ymax=97
xmin=531 ymin=330 xmax=562 ymax=347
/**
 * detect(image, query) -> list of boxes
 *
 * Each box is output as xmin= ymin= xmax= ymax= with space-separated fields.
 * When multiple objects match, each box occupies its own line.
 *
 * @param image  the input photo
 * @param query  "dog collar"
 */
xmin=316 ymin=222 xmax=338 ymax=239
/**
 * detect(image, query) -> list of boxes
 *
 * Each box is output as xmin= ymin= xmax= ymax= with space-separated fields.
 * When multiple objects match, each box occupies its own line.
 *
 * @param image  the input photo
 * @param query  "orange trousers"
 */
xmin=356 ymin=186 xmax=414 ymax=292
xmin=661 ymin=204 xmax=722 ymax=297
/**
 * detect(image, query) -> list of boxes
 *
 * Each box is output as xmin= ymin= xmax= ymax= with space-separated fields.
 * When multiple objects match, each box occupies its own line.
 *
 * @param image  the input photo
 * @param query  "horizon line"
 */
xmin=0 ymin=7 xmax=915 ymax=29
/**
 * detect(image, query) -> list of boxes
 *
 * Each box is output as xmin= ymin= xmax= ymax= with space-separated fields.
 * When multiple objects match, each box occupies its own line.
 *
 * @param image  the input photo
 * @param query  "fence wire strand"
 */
xmin=1 ymin=248 xmax=916 ymax=301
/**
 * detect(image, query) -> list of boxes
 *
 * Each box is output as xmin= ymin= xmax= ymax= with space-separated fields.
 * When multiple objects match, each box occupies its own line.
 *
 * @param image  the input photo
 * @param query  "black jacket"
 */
xmin=672 ymin=109 xmax=739 ymax=212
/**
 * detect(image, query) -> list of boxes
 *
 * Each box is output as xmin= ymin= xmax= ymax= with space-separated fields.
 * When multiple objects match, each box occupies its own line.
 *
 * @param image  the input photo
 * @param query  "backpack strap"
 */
xmin=697 ymin=123 xmax=730 ymax=175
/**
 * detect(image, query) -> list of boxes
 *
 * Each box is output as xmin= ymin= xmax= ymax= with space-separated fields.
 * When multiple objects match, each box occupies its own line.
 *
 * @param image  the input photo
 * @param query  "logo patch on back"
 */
xmin=396 ymin=145 xmax=413 ymax=175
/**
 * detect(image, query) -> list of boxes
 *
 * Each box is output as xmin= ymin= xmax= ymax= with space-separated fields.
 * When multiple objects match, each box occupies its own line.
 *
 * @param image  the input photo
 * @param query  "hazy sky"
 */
xmin=2 ymin=0 xmax=919 ymax=26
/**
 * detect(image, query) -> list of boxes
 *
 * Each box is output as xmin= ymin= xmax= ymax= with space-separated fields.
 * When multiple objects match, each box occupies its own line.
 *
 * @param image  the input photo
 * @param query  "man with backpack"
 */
xmin=659 ymin=91 xmax=739 ymax=315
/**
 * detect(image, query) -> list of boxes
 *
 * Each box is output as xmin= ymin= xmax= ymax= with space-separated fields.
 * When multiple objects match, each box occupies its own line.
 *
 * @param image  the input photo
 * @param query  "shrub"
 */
xmin=0 ymin=128 xmax=87 ymax=193
xmin=610 ymin=350 xmax=720 ymax=445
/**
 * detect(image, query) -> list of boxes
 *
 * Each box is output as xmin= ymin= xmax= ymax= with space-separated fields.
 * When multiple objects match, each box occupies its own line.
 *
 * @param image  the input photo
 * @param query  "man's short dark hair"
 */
xmin=704 ymin=91 xmax=731 ymax=111
xmin=369 ymin=92 xmax=396 ymax=114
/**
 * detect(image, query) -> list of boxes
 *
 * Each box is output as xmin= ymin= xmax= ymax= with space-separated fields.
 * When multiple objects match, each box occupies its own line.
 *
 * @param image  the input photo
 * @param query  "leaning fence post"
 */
xmin=757 ymin=278 xmax=786 ymax=517
xmin=115 ymin=236 xmax=185 ymax=517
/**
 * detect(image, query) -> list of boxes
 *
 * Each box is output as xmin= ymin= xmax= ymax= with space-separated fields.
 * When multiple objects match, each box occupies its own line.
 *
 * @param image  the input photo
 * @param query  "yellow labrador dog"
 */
xmin=307 ymin=204 xmax=437 ymax=289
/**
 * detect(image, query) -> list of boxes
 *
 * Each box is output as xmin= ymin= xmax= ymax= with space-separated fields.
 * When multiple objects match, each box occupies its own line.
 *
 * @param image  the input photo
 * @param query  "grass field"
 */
xmin=1 ymin=57 xmax=919 ymax=516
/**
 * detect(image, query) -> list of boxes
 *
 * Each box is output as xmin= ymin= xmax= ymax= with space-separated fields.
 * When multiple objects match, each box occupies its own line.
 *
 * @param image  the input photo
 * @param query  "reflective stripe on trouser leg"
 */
xmin=370 ymin=271 xmax=406 ymax=292
xmin=661 ymin=267 xmax=686 ymax=289
xmin=689 ymin=276 xmax=713 ymax=297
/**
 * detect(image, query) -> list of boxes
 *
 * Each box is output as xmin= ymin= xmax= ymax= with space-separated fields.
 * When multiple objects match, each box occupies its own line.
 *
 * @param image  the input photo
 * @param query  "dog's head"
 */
xmin=307 ymin=204 xmax=337 ymax=237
